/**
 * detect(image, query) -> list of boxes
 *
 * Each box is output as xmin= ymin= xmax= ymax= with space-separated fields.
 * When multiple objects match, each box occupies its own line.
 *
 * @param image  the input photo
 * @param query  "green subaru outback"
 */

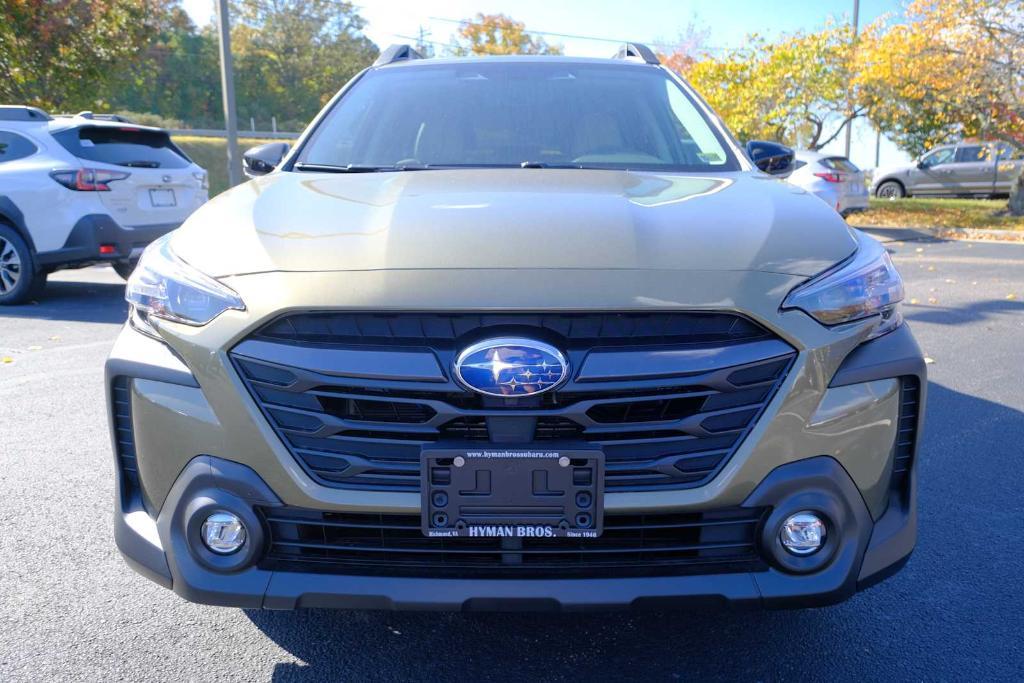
xmin=106 ymin=44 xmax=924 ymax=610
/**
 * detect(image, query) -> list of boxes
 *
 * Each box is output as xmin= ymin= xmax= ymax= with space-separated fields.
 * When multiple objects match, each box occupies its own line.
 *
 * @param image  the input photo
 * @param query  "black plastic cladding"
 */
xmin=231 ymin=312 xmax=796 ymax=494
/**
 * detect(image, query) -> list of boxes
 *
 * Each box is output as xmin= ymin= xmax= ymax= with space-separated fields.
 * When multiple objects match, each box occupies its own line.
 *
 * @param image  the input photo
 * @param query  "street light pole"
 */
xmin=844 ymin=0 xmax=860 ymax=159
xmin=216 ymin=0 xmax=242 ymax=188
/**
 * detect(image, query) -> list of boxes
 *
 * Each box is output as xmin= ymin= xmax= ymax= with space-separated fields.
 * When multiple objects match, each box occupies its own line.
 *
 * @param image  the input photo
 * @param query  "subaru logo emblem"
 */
xmin=454 ymin=338 xmax=568 ymax=397
xmin=162 ymin=174 xmax=171 ymax=183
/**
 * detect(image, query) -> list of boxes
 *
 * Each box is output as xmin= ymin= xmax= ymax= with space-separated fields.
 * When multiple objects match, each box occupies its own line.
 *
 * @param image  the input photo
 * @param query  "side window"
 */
xmin=920 ymin=147 xmax=954 ymax=167
xmin=0 ymin=131 xmax=39 ymax=163
xmin=996 ymin=143 xmax=1023 ymax=160
xmin=954 ymin=145 xmax=986 ymax=163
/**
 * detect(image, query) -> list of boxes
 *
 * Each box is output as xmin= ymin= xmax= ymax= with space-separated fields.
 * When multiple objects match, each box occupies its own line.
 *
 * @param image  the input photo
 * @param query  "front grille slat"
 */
xmin=232 ymin=312 xmax=794 ymax=493
xmin=259 ymin=506 xmax=769 ymax=578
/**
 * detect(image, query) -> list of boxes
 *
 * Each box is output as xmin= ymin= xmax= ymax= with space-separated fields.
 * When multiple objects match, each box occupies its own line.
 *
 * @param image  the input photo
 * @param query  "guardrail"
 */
xmin=167 ymin=128 xmax=300 ymax=140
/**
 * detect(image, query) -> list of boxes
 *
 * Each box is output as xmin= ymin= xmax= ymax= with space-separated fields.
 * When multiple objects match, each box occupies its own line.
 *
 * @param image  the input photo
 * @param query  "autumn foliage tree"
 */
xmin=856 ymin=0 xmax=1024 ymax=213
xmin=451 ymin=13 xmax=562 ymax=56
xmin=667 ymin=24 xmax=863 ymax=150
xmin=0 ymin=0 xmax=168 ymax=111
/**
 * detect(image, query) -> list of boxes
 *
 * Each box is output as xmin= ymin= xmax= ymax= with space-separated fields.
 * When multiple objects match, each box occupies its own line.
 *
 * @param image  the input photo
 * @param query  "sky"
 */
xmin=181 ymin=0 xmax=912 ymax=168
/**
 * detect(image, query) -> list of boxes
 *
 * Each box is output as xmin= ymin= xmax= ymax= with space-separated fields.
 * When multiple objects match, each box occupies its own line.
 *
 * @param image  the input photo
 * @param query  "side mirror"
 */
xmin=916 ymin=160 xmax=927 ymax=169
xmin=242 ymin=142 xmax=290 ymax=178
xmin=745 ymin=140 xmax=795 ymax=177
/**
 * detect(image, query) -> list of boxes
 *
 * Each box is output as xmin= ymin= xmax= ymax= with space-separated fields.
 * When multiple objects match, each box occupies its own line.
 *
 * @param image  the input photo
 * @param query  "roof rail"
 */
xmin=0 ymin=105 xmax=51 ymax=122
xmin=373 ymin=44 xmax=425 ymax=67
xmin=613 ymin=42 xmax=659 ymax=65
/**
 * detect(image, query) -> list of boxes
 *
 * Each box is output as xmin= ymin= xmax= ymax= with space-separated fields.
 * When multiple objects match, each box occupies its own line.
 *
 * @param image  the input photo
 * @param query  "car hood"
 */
xmin=171 ymin=169 xmax=856 ymax=278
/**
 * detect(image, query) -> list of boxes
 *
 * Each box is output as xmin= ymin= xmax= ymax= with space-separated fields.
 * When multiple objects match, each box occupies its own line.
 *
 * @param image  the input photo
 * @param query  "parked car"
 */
xmin=0 ymin=106 xmax=208 ymax=304
xmin=789 ymin=150 xmax=870 ymax=216
xmin=108 ymin=44 xmax=923 ymax=611
xmin=872 ymin=140 xmax=1024 ymax=199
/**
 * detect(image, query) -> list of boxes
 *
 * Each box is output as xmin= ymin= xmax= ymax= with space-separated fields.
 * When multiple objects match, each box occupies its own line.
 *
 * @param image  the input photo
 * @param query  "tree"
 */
xmin=856 ymin=0 xmax=1024 ymax=213
xmin=0 ymin=0 xmax=167 ymax=112
xmin=669 ymin=24 xmax=863 ymax=150
xmin=229 ymin=0 xmax=378 ymax=129
xmin=451 ymin=13 xmax=562 ymax=56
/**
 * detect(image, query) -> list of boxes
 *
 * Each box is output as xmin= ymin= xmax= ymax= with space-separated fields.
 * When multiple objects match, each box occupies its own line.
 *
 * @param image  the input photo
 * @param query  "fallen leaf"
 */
xmin=1008 ymin=293 xmax=1018 ymax=300
xmin=915 ymin=247 xmax=924 ymax=253
xmin=972 ymin=281 xmax=978 ymax=285
xmin=1 ymin=357 xmax=12 ymax=364
xmin=909 ymin=298 xmax=919 ymax=304
xmin=944 ymin=279 xmax=956 ymax=284
xmin=27 ymin=345 xmax=42 ymax=351
xmin=49 ymin=335 xmax=60 ymax=341
xmin=927 ymin=266 xmax=936 ymax=271
xmin=928 ymin=297 xmax=938 ymax=304
xmin=924 ymin=357 xmax=935 ymax=364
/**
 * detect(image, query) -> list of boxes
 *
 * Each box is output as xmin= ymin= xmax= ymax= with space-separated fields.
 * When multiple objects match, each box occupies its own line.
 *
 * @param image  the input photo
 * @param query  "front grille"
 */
xmin=891 ymin=377 xmax=921 ymax=493
xmin=232 ymin=312 xmax=795 ymax=492
xmin=258 ymin=505 xmax=769 ymax=578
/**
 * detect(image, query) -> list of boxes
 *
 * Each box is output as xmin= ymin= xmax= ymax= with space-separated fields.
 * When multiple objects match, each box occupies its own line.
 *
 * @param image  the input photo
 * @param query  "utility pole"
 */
xmin=844 ymin=0 xmax=860 ymax=159
xmin=875 ymin=128 xmax=882 ymax=168
xmin=216 ymin=0 xmax=242 ymax=188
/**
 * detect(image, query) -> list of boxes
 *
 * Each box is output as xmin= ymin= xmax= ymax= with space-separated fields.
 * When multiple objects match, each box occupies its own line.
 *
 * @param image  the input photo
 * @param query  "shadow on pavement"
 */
xmin=244 ymin=382 xmax=1024 ymax=681
xmin=904 ymin=297 xmax=1024 ymax=326
xmin=0 ymin=277 xmax=127 ymax=324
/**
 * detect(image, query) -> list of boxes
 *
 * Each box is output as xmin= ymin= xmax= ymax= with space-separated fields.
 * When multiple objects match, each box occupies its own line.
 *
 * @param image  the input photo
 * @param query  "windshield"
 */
xmin=295 ymin=61 xmax=738 ymax=172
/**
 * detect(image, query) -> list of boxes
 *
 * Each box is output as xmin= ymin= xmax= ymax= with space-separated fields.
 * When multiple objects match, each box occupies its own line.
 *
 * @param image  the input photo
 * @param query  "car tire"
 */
xmin=876 ymin=180 xmax=905 ymax=199
xmin=0 ymin=224 xmax=44 ymax=306
xmin=113 ymin=259 xmax=138 ymax=281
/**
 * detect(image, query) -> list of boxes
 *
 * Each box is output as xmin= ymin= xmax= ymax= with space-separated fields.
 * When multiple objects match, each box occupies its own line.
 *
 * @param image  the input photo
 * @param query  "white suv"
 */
xmin=0 ymin=106 xmax=209 ymax=304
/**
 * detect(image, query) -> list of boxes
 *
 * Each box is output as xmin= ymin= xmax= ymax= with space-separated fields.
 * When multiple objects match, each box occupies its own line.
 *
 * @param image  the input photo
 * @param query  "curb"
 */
xmin=858 ymin=226 xmax=1024 ymax=243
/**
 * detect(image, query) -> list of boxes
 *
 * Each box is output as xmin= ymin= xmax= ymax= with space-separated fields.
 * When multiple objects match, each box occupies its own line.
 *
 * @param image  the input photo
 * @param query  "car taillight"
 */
xmin=813 ymin=172 xmax=843 ymax=183
xmin=50 ymin=168 xmax=131 ymax=191
xmin=192 ymin=171 xmax=209 ymax=190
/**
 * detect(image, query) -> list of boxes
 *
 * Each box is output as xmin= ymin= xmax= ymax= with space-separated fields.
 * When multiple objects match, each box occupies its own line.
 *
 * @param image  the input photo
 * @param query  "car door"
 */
xmin=994 ymin=142 xmax=1024 ymax=194
xmin=944 ymin=144 xmax=997 ymax=195
xmin=906 ymin=146 xmax=956 ymax=195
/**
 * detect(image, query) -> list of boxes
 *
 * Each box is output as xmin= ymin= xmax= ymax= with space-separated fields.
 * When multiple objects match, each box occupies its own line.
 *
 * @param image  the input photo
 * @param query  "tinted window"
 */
xmin=920 ymin=147 xmax=954 ymax=167
xmin=954 ymin=145 xmax=986 ymax=162
xmin=822 ymin=157 xmax=860 ymax=173
xmin=996 ymin=142 xmax=1023 ymax=160
xmin=0 ymin=131 xmax=38 ymax=163
xmin=298 ymin=62 xmax=738 ymax=172
xmin=54 ymin=126 xmax=189 ymax=168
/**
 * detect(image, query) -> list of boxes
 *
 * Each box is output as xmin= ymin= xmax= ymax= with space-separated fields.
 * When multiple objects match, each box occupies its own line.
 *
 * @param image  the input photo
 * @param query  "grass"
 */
xmin=173 ymin=135 xmax=288 ymax=196
xmin=847 ymin=197 xmax=1024 ymax=232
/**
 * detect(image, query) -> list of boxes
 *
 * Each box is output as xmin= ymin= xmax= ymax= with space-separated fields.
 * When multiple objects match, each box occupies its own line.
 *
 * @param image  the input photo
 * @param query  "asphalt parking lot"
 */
xmin=1 ymin=233 xmax=1023 ymax=682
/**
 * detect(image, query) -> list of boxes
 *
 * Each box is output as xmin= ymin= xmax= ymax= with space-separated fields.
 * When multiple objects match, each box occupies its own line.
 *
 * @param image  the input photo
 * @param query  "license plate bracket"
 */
xmin=149 ymin=188 xmax=177 ymax=207
xmin=421 ymin=448 xmax=603 ymax=539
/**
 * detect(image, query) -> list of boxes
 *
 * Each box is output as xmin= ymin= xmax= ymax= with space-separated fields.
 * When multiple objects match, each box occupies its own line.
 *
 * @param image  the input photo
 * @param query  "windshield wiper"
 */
xmin=293 ymin=162 xmax=430 ymax=173
xmin=520 ymin=161 xmax=586 ymax=169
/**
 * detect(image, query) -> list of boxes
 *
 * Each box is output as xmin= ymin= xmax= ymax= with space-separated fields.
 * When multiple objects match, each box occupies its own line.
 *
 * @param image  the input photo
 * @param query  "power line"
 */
xmin=427 ymin=16 xmax=729 ymax=52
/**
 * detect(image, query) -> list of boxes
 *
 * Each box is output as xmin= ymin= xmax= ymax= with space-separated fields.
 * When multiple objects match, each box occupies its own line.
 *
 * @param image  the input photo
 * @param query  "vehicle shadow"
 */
xmin=244 ymin=382 xmax=1024 ymax=681
xmin=0 ymin=272 xmax=127 ymax=324
xmin=904 ymin=297 xmax=1024 ymax=326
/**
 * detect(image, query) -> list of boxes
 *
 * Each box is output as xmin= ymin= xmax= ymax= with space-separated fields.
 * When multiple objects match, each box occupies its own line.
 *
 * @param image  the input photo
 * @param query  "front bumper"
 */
xmin=107 ymin=314 xmax=925 ymax=610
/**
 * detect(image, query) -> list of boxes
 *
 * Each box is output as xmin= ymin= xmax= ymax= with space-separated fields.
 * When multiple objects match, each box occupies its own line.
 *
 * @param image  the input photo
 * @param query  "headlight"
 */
xmin=125 ymin=235 xmax=244 ymax=332
xmin=782 ymin=231 xmax=904 ymax=339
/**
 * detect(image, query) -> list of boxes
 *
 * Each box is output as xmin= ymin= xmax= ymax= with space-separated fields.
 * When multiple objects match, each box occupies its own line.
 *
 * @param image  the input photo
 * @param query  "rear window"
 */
xmin=822 ymin=157 xmax=860 ymax=173
xmin=54 ymin=126 xmax=190 ymax=169
xmin=0 ymin=131 xmax=38 ymax=163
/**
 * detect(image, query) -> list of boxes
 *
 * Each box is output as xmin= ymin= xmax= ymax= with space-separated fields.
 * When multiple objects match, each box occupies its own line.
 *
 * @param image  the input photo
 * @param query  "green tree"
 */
xmin=450 ymin=13 xmax=562 ymax=56
xmin=229 ymin=0 xmax=378 ymax=129
xmin=0 ymin=0 xmax=167 ymax=112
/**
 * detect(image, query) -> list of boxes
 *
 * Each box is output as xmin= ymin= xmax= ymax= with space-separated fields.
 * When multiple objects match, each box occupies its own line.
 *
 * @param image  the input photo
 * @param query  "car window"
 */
xmin=920 ymin=147 xmax=954 ymax=167
xmin=954 ymin=145 xmax=986 ymax=163
xmin=822 ymin=157 xmax=860 ymax=173
xmin=53 ymin=126 xmax=190 ymax=169
xmin=297 ymin=62 xmax=738 ymax=172
xmin=0 ymin=131 xmax=39 ymax=163
xmin=995 ymin=142 xmax=1024 ymax=160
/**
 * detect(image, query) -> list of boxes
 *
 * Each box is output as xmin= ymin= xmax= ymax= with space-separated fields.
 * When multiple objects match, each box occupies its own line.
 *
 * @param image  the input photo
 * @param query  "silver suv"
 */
xmin=872 ymin=140 xmax=1024 ymax=199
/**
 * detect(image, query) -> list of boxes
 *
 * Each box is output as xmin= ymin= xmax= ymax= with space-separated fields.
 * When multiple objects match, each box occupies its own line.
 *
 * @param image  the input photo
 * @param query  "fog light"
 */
xmin=779 ymin=512 xmax=826 ymax=555
xmin=201 ymin=511 xmax=247 ymax=554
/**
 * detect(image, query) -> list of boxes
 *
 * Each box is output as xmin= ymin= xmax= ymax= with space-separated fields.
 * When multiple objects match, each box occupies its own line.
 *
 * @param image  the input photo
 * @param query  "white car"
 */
xmin=0 ymin=106 xmax=208 ymax=304
xmin=788 ymin=150 xmax=869 ymax=217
